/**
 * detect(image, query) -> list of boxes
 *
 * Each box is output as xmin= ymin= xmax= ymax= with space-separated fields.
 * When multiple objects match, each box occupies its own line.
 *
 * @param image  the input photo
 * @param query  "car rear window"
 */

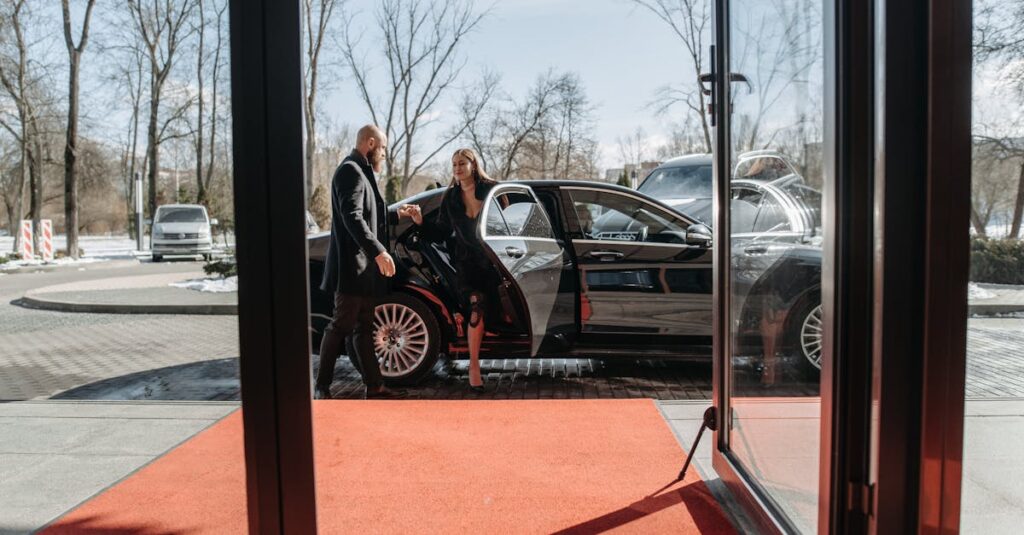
xmin=157 ymin=207 xmax=206 ymax=223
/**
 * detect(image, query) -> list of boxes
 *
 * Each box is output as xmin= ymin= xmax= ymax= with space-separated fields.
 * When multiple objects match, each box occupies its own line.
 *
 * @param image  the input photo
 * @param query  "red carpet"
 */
xmin=43 ymin=400 xmax=734 ymax=534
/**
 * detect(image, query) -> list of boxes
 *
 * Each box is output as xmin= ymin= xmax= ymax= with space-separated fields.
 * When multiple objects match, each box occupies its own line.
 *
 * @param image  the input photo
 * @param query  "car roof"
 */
xmin=654 ymin=153 xmax=713 ymax=168
xmin=156 ymin=204 xmax=206 ymax=210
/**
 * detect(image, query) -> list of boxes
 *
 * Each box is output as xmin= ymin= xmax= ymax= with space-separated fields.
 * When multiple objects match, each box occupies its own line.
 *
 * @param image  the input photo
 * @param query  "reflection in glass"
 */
xmin=726 ymin=0 xmax=824 ymax=532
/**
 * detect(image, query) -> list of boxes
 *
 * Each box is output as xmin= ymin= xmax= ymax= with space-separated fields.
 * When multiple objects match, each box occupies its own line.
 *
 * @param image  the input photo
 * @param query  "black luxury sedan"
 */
xmin=308 ymin=180 xmax=822 ymax=384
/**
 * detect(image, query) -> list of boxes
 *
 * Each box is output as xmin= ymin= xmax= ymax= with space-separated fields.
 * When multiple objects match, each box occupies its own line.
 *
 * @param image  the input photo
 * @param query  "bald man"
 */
xmin=315 ymin=125 xmax=406 ymax=400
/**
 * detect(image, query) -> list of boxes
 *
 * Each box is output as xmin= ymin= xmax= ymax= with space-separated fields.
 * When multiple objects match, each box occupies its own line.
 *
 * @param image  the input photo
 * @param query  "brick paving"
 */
xmin=2 ymin=264 xmax=1024 ymax=402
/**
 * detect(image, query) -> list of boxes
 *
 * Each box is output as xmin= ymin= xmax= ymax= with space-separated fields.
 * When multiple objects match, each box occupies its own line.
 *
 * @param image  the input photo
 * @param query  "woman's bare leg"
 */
xmin=469 ymin=319 xmax=484 ymax=387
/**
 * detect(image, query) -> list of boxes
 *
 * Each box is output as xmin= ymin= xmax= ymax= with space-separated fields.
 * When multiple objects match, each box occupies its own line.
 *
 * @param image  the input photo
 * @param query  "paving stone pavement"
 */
xmin=0 ymin=261 xmax=238 ymax=401
xmin=3 ymin=263 xmax=1024 ymax=402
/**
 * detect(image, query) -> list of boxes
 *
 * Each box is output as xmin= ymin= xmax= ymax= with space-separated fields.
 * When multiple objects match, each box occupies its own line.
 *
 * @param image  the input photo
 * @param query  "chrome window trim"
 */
xmin=480 ymin=183 xmax=558 ymax=242
xmin=561 ymin=185 xmax=700 ymax=227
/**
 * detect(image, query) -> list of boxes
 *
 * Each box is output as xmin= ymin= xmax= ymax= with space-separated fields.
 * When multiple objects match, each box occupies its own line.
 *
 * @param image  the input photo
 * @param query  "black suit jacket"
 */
xmin=320 ymin=150 xmax=394 ymax=296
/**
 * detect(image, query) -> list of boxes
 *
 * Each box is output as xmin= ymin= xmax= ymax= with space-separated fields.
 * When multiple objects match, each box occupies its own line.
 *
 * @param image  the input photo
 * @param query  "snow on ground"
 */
xmin=170 ymin=276 xmax=238 ymax=293
xmin=0 ymin=233 xmax=235 ymax=271
xmin=968 ymin=283 xmax=997 ymax=300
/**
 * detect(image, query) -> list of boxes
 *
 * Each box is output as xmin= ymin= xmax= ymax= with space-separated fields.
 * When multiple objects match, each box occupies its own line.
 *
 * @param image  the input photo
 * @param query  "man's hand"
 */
xmin=398 ymin=204 xmax=423 ymax=225
xmin=375 ymin=251 xmax=396 ymax=277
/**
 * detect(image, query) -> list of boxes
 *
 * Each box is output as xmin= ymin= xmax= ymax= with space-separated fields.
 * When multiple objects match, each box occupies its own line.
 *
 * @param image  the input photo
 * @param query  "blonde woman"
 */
xmin=398 ymin=148 xmax=499 ymax=392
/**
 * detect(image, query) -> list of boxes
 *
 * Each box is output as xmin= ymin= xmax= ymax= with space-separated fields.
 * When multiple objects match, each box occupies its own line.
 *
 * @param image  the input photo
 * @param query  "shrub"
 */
xmin=971 ymin=237 xmax=1024 ymax=285
xmin=204 ymin=256 xmax=237 ymax=278
xmin=309 ymin=184 xmax=331 ymax=230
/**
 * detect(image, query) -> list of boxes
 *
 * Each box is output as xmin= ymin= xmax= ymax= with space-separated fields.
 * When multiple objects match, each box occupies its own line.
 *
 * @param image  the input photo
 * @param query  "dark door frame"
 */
xmin=710 ymin=0 xmax=972 ymax=532
xmin=224 ymin=0 xmax=970 ymax=532
xmin=229 ymin=1 xmax=318 ymax=533
xmin=871 ymin=0 xmax=972 ymax=532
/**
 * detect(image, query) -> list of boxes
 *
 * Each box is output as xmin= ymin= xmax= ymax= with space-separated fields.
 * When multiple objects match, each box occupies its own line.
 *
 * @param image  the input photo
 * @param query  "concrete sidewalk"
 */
xmin=0 ymin=400 xmax=238 ymax=534
xmin=15 ymin=272 xmax=237 ymax=315
xmin=659 ymin=398 xmax=1024 ymax=534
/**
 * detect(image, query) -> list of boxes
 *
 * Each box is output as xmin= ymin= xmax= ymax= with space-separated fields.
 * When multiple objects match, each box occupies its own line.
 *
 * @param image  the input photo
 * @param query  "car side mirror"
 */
xmin=685 ymin=223 xmax=712 ymax=247
xmin=210 ymin=218 xmax=219 ymax=226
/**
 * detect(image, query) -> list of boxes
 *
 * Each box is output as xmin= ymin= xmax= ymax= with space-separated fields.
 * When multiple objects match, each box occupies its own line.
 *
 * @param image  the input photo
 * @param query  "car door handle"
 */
xmin=505 ymin=246 xmax=525 ymax=258
xmin=589 ymin=250 xmax=624 ymax=261
xmin=744 ymin=245 xmax=768 ymax=255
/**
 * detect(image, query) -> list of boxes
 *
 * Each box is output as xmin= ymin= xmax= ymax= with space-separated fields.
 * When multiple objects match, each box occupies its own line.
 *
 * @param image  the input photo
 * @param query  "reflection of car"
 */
xmin=637 ymin=151 xmax=804 ymax=224
xmin=308 ymin=180 xmax=822 ymax=385
xmin=727 ymin=179 xmax=823 ymax=373
xmin=151 ymin=204 xmax=216 ymax=262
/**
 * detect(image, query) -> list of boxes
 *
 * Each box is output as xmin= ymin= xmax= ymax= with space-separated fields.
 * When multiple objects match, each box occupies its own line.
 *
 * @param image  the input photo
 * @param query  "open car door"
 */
xmin=479 ymin=184 xmax=564 ymax=355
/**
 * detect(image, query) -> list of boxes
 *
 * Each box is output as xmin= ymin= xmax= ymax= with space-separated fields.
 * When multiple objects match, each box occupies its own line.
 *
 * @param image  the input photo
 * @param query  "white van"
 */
xmin=151 ymin=204 xmax=217 ymax=262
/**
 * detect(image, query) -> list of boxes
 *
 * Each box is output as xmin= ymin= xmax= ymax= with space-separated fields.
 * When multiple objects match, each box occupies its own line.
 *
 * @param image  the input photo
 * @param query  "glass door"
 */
xmin=712 ymin=0 xmax=826 ymax=532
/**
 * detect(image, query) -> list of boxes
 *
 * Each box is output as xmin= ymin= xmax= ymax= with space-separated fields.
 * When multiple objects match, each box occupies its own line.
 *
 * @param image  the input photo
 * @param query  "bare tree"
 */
xmin=127 ymin=0 xmax=196 ymax=217
xmin=974 ymin=134 xmax=1024 ymax=238
xmin=192 ymin=0 xmax=227 ymax=205
xmin=729 ymin=1 xmax=820 ymax=153
xmin=106 ymin=26 xmax=148 ymax=239
xmin=465 ymin=70 xmax=574 ymax=180
xmin=974 ymin=0 xmax=1024 ymax=239
xmin=302 ymin=0 xmax=343 ymax=202
xmin=61 ymin=0 xmax=97 ymax=259
xmin=341 ymin=0 xmax=494 ymax=195
xmin=629 ymin=0 xmax=712 ymax=152
xmin=0 ymin=0 xmax=45 ymax=253
xmin=617 ymin=127 xmax=650 ymax=170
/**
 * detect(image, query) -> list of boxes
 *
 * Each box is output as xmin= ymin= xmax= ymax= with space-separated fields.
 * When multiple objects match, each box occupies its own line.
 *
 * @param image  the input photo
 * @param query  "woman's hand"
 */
xmin=398 ymin=204 xmax=423 ymax=225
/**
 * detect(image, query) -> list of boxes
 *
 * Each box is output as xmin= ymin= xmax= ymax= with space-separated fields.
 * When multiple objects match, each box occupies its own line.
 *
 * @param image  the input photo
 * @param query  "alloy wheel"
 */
xmin=373 ymin=303 xmax=430 ymax=378
xmin=800 ymin=304 xmax=824 ymax=369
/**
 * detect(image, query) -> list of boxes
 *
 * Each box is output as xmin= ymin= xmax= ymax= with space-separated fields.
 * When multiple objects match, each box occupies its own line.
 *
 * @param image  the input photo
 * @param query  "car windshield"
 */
xmin=157 ymin=207 xmax=206 ymax=223
xmin=638 ymin=164 xmax=712 ymax=198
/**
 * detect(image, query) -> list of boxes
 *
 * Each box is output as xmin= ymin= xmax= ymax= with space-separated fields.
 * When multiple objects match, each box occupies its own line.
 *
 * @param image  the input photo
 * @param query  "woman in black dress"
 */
xmin=398 ymin=148 xmax=499 ymax=391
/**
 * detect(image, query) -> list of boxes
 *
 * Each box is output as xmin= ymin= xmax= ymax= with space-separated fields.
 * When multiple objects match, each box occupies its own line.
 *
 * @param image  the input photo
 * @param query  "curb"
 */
xmin=14 ymin=294 xmax=237 ymax=315
xmin=969 ymin=303 xmax=1024 ymax=316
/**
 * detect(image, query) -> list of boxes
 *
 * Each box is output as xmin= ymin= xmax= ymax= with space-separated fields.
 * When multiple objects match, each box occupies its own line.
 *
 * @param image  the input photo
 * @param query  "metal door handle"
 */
xmin=505 ymin=246 xmax=524 ymax=258
xmin=589 ymin=250 xmax=624 ymax=261
xmin=744 ymin=245 xmax=768 ymax=255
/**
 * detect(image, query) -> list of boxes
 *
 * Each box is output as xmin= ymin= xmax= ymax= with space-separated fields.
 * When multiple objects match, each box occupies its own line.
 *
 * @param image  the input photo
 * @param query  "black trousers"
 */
xmin=316 ymin=293 xmax=383 ymax=389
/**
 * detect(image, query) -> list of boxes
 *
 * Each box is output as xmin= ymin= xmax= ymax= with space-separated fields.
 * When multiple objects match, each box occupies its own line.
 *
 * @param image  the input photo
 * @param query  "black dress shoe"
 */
xmin=313 ymin=386 xmax=333 ymax=400
xmin=364 ymin=385 xmax=408 ymax=400
xmin=468 ymin=384 xmax=486 ymax=394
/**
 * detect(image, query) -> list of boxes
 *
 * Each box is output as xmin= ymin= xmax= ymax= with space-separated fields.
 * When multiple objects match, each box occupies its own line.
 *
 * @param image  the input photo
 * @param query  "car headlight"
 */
xmin=199 ymin=230 xmax=211 ymax=238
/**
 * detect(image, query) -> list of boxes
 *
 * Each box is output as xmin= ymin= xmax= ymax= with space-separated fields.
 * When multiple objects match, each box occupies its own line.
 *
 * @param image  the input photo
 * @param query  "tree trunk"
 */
xmin=194 ymin=0 xmax=207 ymax=205
xmin=29 ymin=118 xmax=41 ymax=254
xmin=1010 ymin=160 xmax=1024 ymax=239
xmin=147 ymin=89 xmax=160 ymax=217
xmin=970 ymin=207 xmax=987 ymax=238
xmin=64 ymin=50 xmax=81 ymax=258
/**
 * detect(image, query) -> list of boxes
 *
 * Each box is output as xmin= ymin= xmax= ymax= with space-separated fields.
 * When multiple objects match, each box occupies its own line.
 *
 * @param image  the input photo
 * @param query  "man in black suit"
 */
xmin=315 ymin=124 xmax=406 ymax=400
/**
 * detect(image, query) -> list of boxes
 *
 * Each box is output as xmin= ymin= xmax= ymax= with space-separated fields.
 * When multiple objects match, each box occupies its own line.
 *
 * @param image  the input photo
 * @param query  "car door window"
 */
xmin=752 ymin=192 xmax=792 ymax=233
xmin=567 ymin=189 xmax=688 ymax=244
xmin=485 ymin=198 xmax=511 ymax=236
xmin=491 ymin=189 xmax=555 ymax=239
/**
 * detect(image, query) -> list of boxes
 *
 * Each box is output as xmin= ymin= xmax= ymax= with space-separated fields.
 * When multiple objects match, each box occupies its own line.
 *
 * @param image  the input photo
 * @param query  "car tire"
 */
xmin=372 ymin=293 xmax=441 ymax=386
xmin=784 ymin=291 xmax=823 ymax=377
xmin=152 ymin=255 xmax=163 ymax=263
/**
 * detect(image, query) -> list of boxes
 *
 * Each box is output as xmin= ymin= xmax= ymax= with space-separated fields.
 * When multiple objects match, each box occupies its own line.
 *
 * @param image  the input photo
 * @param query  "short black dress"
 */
xmin=421 ymin=183 xmax=503 ymax=326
